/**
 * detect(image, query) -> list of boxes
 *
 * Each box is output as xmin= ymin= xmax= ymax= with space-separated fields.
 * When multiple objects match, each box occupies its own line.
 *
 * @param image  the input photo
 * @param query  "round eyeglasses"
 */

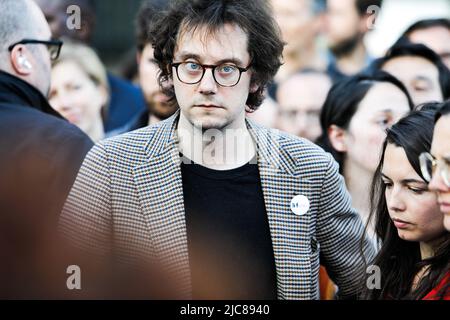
xmin=171 ymin=62 xmax=251 ymax=87
xmin=419 ymin=152 xmax=450 ymax=187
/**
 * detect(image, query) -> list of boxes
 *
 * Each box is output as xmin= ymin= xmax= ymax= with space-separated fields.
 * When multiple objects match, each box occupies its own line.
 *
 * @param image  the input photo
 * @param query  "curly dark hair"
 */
xmin=148 ymin=0 xmax=284 ymax=111
xmin=135 ymin=0 xmax=170 ymax=53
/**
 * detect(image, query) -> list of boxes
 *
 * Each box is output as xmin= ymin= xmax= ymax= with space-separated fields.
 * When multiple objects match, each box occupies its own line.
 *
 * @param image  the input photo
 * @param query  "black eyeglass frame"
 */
xmin=171 ymin=62 xmax=252 ymax=87
xmin=8 ymin=39 xmax=63 ymax=61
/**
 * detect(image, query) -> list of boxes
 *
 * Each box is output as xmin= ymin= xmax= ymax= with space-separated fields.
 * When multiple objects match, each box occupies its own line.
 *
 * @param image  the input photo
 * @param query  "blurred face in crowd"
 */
xmin=138 ymin=44 xmax=177 ymax=120
xmin=408 ymin=26 xmax=450 ymax=69
xmin=428 ymin=115 xmax=450 ymax=231
xmin=381 ymin=56 xmax=443 ymax=105
xmin=271 ymin=0 xmax=320 ymax=55
xmin=324 ymin=0 xmax=366 ymax=56
xmin=35 ymin=0 xmax=93 ymax=42
xmin=336 ymin=83 xmax=410 ymax=173
xmin=382 ymin=144 xmax=445 ymax=243
xmin=276 ymin=72 xmax=332 ymax=141
xmin=35 ymin=0 xmax=66 ymax=39
xmin=172 ymin=23 xmax=255 ymax=130
xmin=49 ymin=60 xmax=107 ymax=134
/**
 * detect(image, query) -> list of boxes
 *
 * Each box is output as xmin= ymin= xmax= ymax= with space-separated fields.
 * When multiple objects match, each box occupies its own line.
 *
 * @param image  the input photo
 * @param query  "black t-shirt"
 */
xmin=180 ymin=155 xmax=277 ymax=300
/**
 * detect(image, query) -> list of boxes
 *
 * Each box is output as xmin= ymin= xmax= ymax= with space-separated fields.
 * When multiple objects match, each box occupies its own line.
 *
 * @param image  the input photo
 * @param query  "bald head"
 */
xmin=0 ymin=0 xmax=46 ymax=54
xmin=277 ymin=71 xmax=332 ymax=141
xmin=0 ymin=0 xmax=52 ymax=96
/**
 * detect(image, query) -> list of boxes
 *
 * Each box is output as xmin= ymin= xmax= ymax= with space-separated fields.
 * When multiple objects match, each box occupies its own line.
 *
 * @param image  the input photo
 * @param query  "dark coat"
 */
xmin=103 ymin=73 xmax=146 ymax=132
xmin=106 ymin=109 xmax=149 ymax=138
xmin=0 ymin=71 xmax=93 ymax=298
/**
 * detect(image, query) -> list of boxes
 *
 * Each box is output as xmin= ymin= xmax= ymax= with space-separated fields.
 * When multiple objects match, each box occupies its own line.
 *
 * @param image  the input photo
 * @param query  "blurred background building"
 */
xmin=366 ymin=0 xmax=450 ymax=57
xmin=91 ymin=0 xmax=144 ymax=73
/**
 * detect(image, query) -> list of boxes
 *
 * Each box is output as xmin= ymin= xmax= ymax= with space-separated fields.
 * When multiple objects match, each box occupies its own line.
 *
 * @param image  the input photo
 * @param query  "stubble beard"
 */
xmin=330 ymin=33 xmax=363 ymax=58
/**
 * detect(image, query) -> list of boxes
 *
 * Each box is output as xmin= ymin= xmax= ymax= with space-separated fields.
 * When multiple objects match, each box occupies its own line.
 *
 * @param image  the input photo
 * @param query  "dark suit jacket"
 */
xmin=0 ymin=71 xmax=93 ymax=298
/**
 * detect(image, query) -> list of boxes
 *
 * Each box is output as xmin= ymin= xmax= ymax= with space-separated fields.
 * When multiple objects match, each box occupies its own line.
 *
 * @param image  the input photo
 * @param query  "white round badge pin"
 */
xmin=290 ymin=195 xmax=310 ymax=216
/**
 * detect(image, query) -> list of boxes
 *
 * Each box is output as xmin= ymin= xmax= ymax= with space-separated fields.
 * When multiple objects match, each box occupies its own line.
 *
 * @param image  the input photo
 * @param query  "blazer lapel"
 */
xmin=132 ymin=112 xmax=192 ymax=298
xmin=131 ymin=114 xmax=315 ymax=299
xmin=247 ymin=120 xmax=315 ymax=299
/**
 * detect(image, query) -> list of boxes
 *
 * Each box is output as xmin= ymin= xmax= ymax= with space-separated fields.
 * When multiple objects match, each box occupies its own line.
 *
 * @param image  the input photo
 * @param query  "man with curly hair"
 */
xmin=130 ymin=0 xmax=178 ymax=129
xmin=61 ymin=0 xmax=375 ymax=300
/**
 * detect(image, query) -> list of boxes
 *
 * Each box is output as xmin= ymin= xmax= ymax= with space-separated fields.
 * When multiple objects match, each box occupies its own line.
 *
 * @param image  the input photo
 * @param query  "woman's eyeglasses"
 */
xmin=419 ymin=152 xmax=450 ymax=187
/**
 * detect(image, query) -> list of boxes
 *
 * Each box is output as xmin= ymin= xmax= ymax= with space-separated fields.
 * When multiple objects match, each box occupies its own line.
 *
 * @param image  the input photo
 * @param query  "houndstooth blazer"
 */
xmin=60 ymin=111 xmax=375 ymax=300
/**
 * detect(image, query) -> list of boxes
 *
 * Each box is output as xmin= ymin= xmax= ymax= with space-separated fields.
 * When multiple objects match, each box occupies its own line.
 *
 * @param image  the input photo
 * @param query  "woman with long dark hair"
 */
xmin=318 ymin=70 xmax=413 ymax=236
xmin=363 ymin=104 xmax=449 ymax=300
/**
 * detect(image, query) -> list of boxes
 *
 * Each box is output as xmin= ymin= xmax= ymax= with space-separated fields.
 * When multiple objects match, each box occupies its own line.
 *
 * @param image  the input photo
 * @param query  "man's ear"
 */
xmin=136 ymin=51 xmax=142 ymax=65
xmin=250 ymin=82 xmax=259 ymax=93
xmin=360 ymin=9 xmax=378 ymax=34
xmin=328 ymin=124 xmax=348 ymax=152
xmin=10 ymin=46 xmax=33 ymax=76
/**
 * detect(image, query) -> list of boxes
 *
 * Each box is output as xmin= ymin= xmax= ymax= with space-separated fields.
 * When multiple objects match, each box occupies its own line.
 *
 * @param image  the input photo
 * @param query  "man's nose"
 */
xmin=198 ymin=69 xmax=218 ymax=94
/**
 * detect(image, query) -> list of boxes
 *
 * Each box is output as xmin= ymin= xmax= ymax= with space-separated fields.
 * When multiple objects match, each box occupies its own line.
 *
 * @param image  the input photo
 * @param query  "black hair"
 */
xmin=435 ymin=100 xmax=450 ymax=123
xmin=317 ymin=70 xmax=414 ymax=173
xmin=355 ymin=0 xmax=383 ymax=16
xmin=372 ymin=42 xmax=450 ymax=100
xmin=363 ymin=103 xmax=450 ymax=299
xmin=149 ymin=0 xmax=284 ymax=111
xmin=326 ymin=0 xmax=384 ymax=16
xmin=402 ymin=18 xmax=450 ymax=38
xmin=135 ymin=0 xmax=170 ymax=53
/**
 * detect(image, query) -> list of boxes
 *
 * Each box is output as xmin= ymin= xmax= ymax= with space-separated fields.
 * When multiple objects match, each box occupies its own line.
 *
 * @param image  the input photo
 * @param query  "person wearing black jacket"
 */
xmin=0 ymin=0 xmax=93 ymax=298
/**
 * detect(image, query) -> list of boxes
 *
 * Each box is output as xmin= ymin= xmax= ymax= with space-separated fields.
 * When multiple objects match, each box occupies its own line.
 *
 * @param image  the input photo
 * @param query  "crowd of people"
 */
xmin=0 ymin=0 xmax=449 ymax=300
